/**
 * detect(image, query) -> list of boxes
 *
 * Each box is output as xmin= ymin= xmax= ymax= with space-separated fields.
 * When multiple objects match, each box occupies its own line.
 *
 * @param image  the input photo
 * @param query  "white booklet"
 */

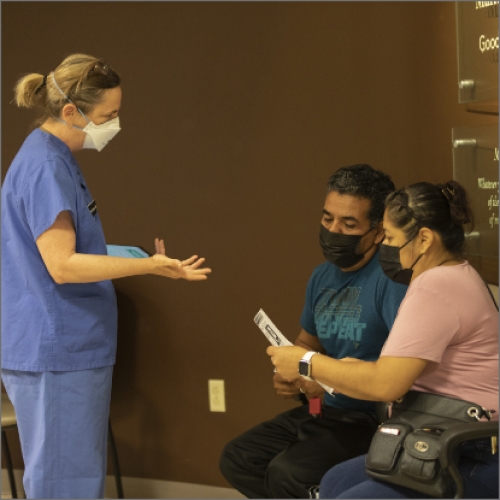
xmin=254 ymin=309 xmax=335 ymax=396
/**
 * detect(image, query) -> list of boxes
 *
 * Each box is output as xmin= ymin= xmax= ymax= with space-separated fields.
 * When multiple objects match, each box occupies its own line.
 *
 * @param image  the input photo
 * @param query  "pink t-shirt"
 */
xmin=381 ymin=261 xmax=499 ymax=418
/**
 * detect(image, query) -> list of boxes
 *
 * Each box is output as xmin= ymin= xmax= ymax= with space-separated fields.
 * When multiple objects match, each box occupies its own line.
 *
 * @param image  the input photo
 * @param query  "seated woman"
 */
xmin=267 ymin=180 xmax=498 ymax=499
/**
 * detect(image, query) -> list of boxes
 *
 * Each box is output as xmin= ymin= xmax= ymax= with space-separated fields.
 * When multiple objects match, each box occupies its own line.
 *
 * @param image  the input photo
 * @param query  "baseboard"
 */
xmin=1 ymin=469 xmax=244 ymax=499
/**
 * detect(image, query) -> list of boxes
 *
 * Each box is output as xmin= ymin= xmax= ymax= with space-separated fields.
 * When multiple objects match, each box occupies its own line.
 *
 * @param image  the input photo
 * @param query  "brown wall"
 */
xmin=2 ymin=1 xmax=497 ymax=488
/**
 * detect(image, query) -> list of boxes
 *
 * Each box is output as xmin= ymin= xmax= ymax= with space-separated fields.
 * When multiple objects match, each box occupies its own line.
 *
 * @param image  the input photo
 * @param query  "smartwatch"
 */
xmin=298 ymin=351 xmax=318 ymax=381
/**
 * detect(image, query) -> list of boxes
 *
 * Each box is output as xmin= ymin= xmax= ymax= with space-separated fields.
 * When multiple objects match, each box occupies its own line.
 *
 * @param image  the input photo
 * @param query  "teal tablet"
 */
xmin=106 ymin=244 xmax=151 ymax=258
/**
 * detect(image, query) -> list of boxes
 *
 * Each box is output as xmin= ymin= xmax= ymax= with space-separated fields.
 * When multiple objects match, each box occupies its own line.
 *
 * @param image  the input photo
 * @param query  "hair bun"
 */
xmin=440 ymin=180 xmax=472 ymax=226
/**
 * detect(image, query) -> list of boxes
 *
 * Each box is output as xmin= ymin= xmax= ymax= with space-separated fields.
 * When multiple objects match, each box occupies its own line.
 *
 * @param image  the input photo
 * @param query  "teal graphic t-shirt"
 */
xmin=300 ymin=251 xmax=408 ymax=413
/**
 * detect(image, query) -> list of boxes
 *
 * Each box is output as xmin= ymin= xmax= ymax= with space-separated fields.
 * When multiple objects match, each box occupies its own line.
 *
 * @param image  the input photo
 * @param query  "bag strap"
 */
xmin=483 ymin=280 xmax=499 ymax=311
xmin=391 ymin=390 xmax=491 ymax=422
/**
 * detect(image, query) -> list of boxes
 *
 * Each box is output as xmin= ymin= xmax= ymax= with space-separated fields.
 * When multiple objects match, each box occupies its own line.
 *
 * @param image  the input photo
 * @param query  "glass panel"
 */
xmin=456 ymin=2 xmax=499 ymax=103
xmin=453 ymin=124 xmax=499 ymax=258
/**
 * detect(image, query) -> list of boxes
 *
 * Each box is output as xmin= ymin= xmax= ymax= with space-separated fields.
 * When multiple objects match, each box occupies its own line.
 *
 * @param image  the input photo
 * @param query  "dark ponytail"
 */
xmin=435 ymin=180 xmax=474 ymax=226
xmin=385 ymin=180 xmax=474 ymax=257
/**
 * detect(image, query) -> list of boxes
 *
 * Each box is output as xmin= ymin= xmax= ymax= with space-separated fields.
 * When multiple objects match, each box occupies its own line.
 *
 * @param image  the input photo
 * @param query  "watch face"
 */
xmin=298 ymin=361 xmax=310 ymax=377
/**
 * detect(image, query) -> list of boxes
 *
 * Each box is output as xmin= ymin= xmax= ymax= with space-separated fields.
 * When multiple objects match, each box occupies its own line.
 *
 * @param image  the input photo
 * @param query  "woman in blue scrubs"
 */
xmin=1 ymin=53 xmax=211 ymax=499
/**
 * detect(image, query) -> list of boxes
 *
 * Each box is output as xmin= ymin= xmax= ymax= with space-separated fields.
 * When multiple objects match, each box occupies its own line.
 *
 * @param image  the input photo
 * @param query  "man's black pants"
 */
xmin=219 ymin=404 xmax=378 ymax=498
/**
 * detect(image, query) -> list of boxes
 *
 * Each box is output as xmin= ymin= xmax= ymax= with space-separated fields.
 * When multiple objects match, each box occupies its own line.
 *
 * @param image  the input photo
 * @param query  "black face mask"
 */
xmin=378 ymin=237 xmax=423 ymax=285
xmin=320 ymin=225 xmax=375 ymax=269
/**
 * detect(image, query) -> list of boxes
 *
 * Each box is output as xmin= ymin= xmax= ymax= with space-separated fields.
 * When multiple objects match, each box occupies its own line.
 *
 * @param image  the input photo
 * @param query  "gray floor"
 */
xmin=1 ymin=470 xmax=245 ymax=499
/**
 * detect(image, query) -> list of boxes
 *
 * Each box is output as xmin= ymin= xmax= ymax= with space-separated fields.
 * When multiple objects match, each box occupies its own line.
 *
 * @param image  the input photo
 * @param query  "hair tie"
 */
xmin=441 ymin=186 xmax=454 ymax=202
xmin=89 ymin=60 xmax=109 ymax=76
xmin=34 ymin=75 xmax=47 ymax=94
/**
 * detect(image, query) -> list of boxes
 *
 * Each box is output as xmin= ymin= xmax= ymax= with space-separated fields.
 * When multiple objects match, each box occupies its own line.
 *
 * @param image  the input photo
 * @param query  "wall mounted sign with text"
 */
xmin=456 ymin=2 xmax=499 ymax=103
xmin=453 ymin=123 xmax=498 ymax=258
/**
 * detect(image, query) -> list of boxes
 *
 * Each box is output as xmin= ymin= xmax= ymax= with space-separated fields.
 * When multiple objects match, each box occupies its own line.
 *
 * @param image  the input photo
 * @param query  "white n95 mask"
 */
xmin=81 ymin=117 xmax=121 ymax=151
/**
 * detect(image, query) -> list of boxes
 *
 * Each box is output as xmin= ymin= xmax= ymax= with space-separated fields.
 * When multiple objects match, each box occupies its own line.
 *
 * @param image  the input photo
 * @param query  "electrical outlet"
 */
xmin=208 ymin=379 xmax=226 ymax=412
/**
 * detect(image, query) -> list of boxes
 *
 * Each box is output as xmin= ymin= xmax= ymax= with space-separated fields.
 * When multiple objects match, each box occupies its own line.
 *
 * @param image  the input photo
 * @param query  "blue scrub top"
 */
xmin=1 ymin=129 xmax=117 ymax=371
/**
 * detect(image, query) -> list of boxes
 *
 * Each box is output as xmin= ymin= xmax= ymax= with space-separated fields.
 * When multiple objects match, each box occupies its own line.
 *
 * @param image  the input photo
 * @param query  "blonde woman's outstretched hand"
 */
xmin=151 ymin=238 xmax=212 ymax=281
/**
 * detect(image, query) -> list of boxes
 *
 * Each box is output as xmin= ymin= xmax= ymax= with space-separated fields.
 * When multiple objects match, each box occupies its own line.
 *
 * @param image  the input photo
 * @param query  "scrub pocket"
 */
xmin=59 ymin=297 xmax=111 ymax=352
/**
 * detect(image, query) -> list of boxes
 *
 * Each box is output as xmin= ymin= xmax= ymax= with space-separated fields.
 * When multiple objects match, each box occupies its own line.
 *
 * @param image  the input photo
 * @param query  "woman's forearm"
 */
xmin=54 ymin=253 xmax=154 ymax=283
xmin=310 ymin=353 xmax=426 ymax=402
xmin=266 ymin=346 xmax=426 ymax=403
xmin=35 ymin=211 xmax=193 ymax=284
xmin=310 ymin=354 xmax=387 ymax=401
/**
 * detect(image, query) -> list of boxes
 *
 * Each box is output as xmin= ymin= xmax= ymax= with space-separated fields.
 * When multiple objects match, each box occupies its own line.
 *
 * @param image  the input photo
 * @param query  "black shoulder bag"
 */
xmin=365 ymin=280 xmax=498 ymax=498
xmin=365 ymin=390 xmax=495 ymax=498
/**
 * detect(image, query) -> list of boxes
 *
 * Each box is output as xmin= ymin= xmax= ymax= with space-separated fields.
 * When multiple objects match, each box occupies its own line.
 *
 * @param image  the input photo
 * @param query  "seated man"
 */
xmin=219 ymin=164 xmax=408 ymax=498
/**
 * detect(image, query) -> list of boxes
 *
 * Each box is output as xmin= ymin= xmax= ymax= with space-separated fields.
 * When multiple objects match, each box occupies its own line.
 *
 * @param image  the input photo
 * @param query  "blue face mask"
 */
xmin=51 ymin=73 xmax=121 ymax=151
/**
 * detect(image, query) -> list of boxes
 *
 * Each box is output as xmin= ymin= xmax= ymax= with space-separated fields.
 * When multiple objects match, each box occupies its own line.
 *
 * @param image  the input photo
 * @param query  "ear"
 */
xmin=61 ymin=103 xmax=78 ymax=123
xmin=417 ymin=227 xmax=434 ymax=254
xmin=374 ymin=221 xmax=385 ymax=245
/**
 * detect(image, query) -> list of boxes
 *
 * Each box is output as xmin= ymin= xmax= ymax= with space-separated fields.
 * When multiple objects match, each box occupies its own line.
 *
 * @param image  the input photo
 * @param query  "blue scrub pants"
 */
xmin=2 ymin=366 xmax=113 ymax=499
xmin=318 ymin=439 xmax=499 ymax=499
